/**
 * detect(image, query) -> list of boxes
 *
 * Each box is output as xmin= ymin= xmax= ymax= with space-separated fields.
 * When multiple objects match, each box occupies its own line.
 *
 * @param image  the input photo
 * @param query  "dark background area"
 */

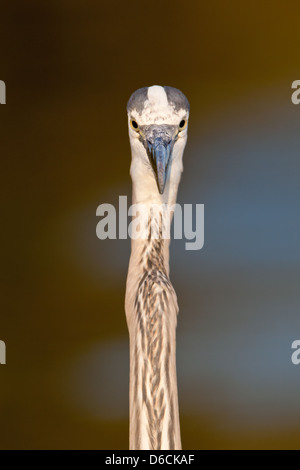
xmin=1 ymin=0 xmax=300 ymax=449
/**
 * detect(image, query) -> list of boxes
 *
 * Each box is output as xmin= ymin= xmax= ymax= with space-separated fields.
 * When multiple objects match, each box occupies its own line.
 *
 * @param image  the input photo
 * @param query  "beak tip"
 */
xmin=157 ymin=176 xmax=166 ymax=195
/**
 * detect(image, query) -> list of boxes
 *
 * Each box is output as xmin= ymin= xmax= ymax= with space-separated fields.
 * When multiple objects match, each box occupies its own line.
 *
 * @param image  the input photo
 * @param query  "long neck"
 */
xmin=125 ymin=167 xmax=182 ymax=450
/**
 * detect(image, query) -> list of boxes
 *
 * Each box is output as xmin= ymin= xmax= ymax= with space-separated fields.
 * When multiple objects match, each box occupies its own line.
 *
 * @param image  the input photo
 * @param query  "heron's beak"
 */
xmin=147 ymin=139 xmax=172 ymax=194
xmin=142 ymin=125 xmax=177 ymax=195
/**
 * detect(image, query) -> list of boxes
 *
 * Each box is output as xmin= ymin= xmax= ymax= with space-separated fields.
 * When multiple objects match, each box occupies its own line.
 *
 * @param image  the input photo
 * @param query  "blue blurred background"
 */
xmin=1 ymin=0 xmax=300 ymax=449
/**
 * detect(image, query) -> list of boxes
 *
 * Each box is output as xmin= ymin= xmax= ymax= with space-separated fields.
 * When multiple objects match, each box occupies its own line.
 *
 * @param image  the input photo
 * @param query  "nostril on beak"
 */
xmin=147 ymin=139 xmax=154 ymax=149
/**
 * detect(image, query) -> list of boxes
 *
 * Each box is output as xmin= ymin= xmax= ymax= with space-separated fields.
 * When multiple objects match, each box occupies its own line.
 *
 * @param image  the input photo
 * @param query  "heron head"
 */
xmin=127 ymin=85 xmax=190 ymax=195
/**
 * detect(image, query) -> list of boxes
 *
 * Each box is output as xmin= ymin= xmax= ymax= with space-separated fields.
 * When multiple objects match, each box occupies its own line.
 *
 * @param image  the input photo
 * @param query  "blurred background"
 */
xmin=1 ymin=0 xmax=300 ymax=449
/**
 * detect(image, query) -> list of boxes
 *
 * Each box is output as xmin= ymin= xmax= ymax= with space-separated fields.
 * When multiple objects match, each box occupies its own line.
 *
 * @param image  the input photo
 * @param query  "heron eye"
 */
xmin=179 ymin=119 xmax=186 ymax=129
xmin=130 ymin=120 xmax=139 ymax=130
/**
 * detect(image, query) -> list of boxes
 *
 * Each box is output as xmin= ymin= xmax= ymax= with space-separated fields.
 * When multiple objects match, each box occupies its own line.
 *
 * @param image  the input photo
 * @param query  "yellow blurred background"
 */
xmin=1 ymin=0 xmax=300 ymax=449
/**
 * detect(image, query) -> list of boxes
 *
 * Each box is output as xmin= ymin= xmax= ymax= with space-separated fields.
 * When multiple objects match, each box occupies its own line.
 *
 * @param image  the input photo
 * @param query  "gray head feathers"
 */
xmin=127 ymin=86 xmax=189 ymax=115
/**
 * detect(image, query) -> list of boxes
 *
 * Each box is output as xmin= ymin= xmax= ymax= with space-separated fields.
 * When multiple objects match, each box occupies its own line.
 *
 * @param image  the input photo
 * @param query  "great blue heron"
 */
xmin=125 ymin=85 xmax=190 ymax=450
